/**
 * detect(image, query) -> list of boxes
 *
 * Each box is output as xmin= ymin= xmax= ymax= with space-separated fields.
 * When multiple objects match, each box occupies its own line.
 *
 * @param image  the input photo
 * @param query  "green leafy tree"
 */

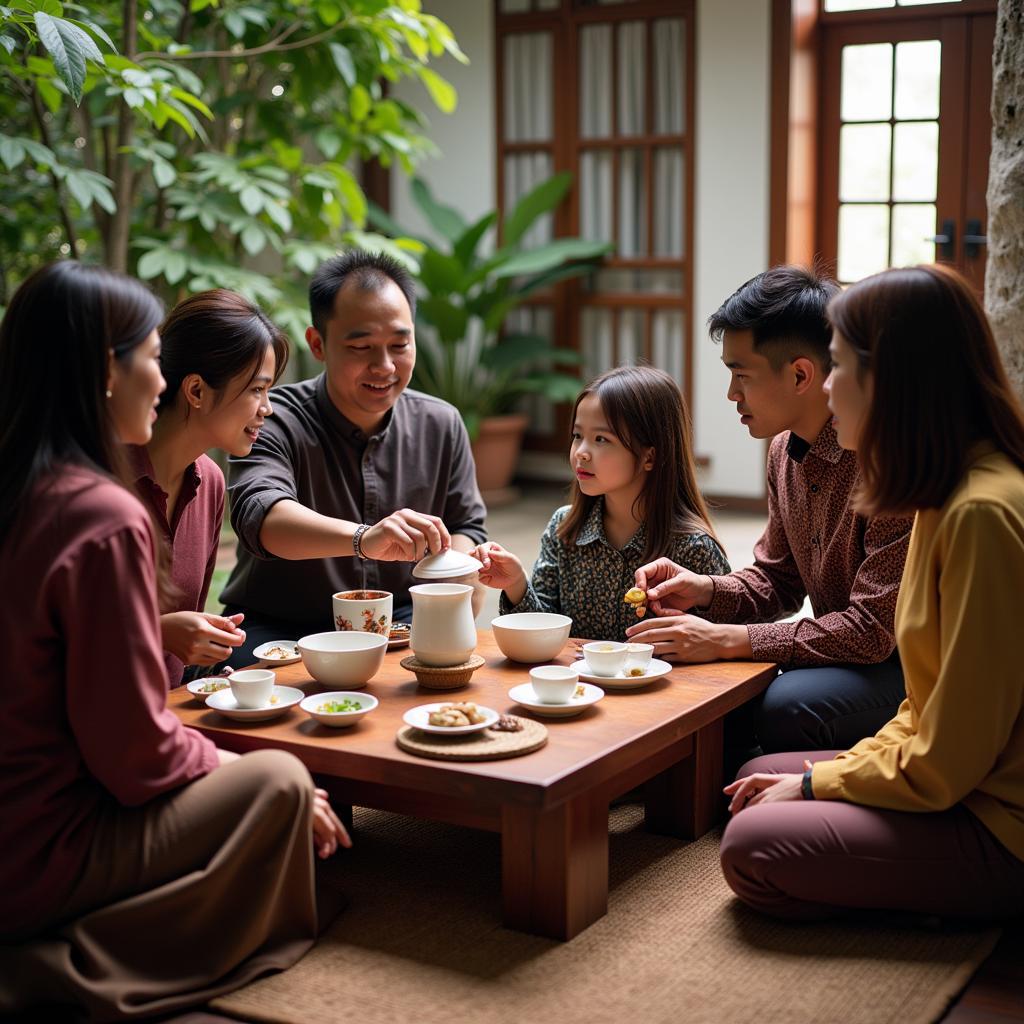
xmin=0 ymin=0 xmax=465 ymax=352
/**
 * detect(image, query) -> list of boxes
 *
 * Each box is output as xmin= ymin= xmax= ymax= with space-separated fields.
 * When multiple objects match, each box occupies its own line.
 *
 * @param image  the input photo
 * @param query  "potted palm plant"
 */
xmin=361 ymin=172 xmax=612 ymax=498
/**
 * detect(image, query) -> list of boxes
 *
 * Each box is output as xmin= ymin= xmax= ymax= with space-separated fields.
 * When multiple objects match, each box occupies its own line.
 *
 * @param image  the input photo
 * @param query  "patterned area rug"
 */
xmin=213 ymin=805 xmax=999 ymax=1024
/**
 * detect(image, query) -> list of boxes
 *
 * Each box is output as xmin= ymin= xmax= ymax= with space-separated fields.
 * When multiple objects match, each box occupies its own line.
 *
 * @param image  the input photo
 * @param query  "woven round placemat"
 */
xmin=395 ymin=716 xmax=547 ymax=760
xmin=399 ymin=653 xmax=486 ymax=689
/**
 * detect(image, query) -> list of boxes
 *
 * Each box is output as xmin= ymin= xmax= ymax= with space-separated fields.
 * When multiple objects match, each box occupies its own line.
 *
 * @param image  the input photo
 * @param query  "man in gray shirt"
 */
xmin=221 ymin=250 xmax=487 ymax=666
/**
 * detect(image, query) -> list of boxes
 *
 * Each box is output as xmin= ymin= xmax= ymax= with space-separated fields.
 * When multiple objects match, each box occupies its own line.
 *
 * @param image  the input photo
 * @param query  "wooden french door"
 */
xmin=818 ymin=4 xmax=995 ymax=292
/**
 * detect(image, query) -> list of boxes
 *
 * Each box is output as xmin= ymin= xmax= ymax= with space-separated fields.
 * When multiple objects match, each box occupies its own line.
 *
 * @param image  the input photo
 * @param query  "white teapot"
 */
xmin=409 ymin=583 xmax=477 ymax=667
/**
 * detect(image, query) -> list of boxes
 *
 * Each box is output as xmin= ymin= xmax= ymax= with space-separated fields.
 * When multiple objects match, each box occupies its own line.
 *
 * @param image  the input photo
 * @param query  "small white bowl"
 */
xmin=300 ymin=691 xmax=378 ymax=728
xmin=298 ymin=631 xmax=388 ymax=688
xmin=581 ymin=641 xmax=628 ymax=677
xmin=229 ymin=668 xmax=275 ymax=708
xmin=491 ymin=612 xmax=573 ymax=663
xmin=625 ymin=642 xmax=654 ymax=672
xmin=529 ymin=664 xmax=580 ymax=704
xmin=185 ymin=677 xmax=231 ymax=703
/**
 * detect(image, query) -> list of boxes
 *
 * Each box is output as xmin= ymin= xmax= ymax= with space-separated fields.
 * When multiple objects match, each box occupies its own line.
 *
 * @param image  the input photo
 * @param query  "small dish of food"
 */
xmin=574 ymin=658 xmax=673 ymax=690
xmin=185 ymin=677 xmax=231 ymax=703
xmin=403 ymin=701 xmax=499 ymax=735
xmin=253 ymin=640 xmax=301 ymax=665
xmin=387 ymin=622 xmax=411 ymax=650
xmin=300 ymin=690 xmax=379 ymax=728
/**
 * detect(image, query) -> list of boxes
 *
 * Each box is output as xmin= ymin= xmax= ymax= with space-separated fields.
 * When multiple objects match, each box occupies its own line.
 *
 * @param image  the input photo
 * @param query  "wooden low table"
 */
xmin=170 ymin=631 xmax=775 ymax=940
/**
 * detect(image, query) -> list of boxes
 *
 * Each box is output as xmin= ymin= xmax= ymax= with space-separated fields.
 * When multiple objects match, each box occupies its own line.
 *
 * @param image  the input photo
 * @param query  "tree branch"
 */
xmin=107 ymin=0 xmax=138 ymax=272
xmin=134 ymin=19 xmax=351 ymax=61
xmin=76 ymin=99 xmax=110 ymax=236
xmin=29 ymin=86 xmax=78 ymax=254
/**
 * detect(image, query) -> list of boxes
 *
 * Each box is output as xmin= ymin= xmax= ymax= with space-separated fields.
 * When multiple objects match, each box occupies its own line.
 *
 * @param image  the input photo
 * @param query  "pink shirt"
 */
xmin=128 ymin=447 xmax=225 ymax=687
xmin=0 ymin=466 xmax=218 ymax=937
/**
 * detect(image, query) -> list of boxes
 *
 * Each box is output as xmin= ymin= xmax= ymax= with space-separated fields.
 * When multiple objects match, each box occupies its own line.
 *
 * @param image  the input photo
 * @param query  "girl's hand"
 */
xmin=723 ymin=772 xmax=804 ymax=815
xmin=470 ymin=542 xmax=527 ymax=601
xmin=161 ymin=611 xmax=245 ymax=665
xmin=312 ymin=788 xmax=352 ymax=859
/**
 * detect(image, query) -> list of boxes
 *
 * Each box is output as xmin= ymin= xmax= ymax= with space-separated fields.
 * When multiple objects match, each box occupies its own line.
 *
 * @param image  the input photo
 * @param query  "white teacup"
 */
xmin=333 ymin=589 xmax=393 ymax=638
xmin=582 ymin=641 xmax=628 ymax=677
xmin=529 ymin=664 xmax=580 ymax=704
xmin=624 ymin=642 xmax=654 ymax=673
xmin=229 ymin=669 xmax=275 ymax=709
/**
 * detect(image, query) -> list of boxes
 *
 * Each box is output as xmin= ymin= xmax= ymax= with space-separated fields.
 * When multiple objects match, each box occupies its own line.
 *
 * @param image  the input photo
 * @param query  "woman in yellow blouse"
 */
xmin=720 ymin=264 xmax=1024 ymax=920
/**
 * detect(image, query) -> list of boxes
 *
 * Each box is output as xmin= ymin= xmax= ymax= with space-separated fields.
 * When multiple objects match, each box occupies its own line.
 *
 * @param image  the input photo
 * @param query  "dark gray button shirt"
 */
xmin=221 ymin=376 xmax=487 ymax=627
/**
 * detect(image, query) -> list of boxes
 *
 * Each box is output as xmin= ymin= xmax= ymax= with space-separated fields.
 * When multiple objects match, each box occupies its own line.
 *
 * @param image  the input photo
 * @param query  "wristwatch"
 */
xmin=801 ymin=767 xmax=815 ymax=800
xmin=352 ymin=523 xmax=371 ymax=561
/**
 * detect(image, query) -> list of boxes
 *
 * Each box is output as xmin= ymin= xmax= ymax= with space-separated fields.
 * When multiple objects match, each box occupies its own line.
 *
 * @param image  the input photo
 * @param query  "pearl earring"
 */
xmin=105 ymin=389 xmax=112 ymax=398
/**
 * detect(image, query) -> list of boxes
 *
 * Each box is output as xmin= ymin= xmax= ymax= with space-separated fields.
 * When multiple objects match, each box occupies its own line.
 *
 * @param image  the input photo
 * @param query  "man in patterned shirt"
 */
xmin=629 ymin=266 xmax=913 ymax=753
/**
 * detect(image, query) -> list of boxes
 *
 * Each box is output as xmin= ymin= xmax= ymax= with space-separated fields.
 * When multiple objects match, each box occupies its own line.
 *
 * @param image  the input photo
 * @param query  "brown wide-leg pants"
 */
xmin=720 ymin=751 xmax=1024 ymax=923
xmin=0 ymin=749 xmax=317 ymax=1021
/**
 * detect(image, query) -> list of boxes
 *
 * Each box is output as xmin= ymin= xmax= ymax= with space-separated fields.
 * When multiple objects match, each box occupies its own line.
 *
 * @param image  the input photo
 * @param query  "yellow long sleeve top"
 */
xmin=812 ymin=447 xmax=1024 ymax=862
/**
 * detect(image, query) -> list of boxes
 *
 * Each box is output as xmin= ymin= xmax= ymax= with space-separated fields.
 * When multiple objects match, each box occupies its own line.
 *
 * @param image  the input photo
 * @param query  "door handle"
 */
xmin=925 ymin=219 xmax=955 ymax=260
xmin=964 ymin=218 xmax=987 ymax=259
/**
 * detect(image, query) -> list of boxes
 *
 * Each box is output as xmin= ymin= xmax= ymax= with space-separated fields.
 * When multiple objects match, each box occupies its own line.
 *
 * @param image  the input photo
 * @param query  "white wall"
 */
xmin=389 ymin=0 xmax=496 ymax=242
xmin=693 ymin=0 xmax=771 ymax=498
xmin=395 ymin=0 xmax=771 ymax=498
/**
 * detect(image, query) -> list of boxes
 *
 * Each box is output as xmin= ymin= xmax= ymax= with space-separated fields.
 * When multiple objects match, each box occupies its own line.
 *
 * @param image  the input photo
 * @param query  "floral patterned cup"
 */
xmin=333 ymin=590 xmax=393 ymax=637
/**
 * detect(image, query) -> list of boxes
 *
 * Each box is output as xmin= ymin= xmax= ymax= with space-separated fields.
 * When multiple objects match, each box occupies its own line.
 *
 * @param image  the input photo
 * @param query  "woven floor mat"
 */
xmin=213 ymin=805 xmax=999 ymax=1024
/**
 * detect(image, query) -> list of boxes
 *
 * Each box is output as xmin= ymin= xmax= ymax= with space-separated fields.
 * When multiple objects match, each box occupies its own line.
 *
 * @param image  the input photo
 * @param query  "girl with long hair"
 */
xmin=132 ymin=289 xmax=289 ymax=685
xmin=720 ymin=264 xmax=1024 ymax=921
xmin=0 ymin=263 xmax=348 ymax=1018
xmin=472 ymin=365 xmax=729 ymax=641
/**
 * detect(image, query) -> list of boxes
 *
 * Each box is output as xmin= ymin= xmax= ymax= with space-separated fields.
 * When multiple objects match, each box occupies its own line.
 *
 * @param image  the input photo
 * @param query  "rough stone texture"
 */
xmin=986 ymin=0 xmax=1024 ymax=400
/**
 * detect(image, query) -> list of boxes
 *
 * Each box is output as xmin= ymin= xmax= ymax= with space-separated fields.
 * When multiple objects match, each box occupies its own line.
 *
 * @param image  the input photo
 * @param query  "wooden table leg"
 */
xmin=501 ymin=794 xmax=609 ymax=940
xmin=643 ymin=718 xmax=724 ymax=840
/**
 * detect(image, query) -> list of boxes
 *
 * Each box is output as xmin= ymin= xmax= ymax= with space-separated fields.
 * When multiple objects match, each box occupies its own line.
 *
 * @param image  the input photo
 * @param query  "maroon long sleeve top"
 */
xmin=0 ymin=466 xmax=218 ymax=938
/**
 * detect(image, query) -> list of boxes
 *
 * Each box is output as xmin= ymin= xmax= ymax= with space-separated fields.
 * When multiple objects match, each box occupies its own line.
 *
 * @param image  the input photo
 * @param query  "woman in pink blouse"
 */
xmin=131 ymin=289 xmax=290 ymax=686
xmin=0 ymin=262 xmax=348 ymax=1019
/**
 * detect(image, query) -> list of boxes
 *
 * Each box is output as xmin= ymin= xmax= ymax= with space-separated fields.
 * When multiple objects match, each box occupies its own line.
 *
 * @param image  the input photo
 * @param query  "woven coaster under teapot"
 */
xmin=395 ymin=716 xmax=547 ymax=761
xmin=400 ymin=654 xmax=486 ymax=690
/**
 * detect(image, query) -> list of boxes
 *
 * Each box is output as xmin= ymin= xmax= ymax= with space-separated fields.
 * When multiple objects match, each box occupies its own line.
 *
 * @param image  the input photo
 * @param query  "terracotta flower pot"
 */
xmin=470 ymin=414 xmax=529 ymax=506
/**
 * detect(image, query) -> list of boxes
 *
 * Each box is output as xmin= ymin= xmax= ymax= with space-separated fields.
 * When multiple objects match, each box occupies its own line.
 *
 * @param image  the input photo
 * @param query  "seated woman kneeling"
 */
xmin=0 ymin=262 xmax=349 ymax=1019
xmin=720 ymin=264 xmax=1024 ymax=922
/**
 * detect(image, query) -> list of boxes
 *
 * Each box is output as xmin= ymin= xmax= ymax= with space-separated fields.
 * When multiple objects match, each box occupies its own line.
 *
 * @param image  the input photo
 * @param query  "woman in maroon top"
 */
xmin=132 ymin=290 xmax=289 ymax=685
xmin=0 ymin=263 xmax=348 ymax=1019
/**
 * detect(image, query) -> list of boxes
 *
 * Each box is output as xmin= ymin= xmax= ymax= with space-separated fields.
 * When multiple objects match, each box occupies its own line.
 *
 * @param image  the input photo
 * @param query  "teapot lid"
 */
xmin=411 ymin=548 xmax=483 ymax=579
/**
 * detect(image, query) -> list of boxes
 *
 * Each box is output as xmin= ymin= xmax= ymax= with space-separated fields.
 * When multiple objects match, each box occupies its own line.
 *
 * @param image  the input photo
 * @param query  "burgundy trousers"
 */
xmin=719 ymin=751 xmax=1024 ymax=923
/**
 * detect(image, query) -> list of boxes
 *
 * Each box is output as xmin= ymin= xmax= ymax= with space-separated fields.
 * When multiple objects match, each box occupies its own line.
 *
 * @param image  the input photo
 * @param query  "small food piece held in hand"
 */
xmin=318 ymin=698 xmax=363 ymax=713
xmin=198 ymin=680 xmax=229 ymax=694
xmin=623 ymin=586 xmax=647 ymax=617
xmin=492 ymin=714 xmax=524 ymax=732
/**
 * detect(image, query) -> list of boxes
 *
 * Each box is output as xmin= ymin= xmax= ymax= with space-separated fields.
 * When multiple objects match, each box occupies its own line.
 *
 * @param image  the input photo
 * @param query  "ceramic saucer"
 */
xmin=206 ymin=685 xmax=305 ymax=721
xmin=572 ymin=657 xmax=673 ymax=690
xmin=508 ymin=681 xmax=604 ymax=718
xmin=403 ymin=702 xmax=499 ymax=735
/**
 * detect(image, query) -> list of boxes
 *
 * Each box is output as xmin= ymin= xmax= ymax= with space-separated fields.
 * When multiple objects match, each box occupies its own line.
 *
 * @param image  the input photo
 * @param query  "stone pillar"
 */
xmin=986 ymin=0 xmax=1024 ymax=399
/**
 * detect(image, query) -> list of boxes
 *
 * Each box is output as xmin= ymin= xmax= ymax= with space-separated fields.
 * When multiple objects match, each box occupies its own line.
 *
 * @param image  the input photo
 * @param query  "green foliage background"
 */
xmin=0 ymin=0 xmax=464 ymax=364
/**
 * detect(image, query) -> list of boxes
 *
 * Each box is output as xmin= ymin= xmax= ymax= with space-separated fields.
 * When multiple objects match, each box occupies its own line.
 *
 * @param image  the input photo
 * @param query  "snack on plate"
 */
xmin=628 ymin=667 xmax=645 ymax=677
xmin=574 ymin=683 xmax=586 ymax=698
xmin=492 ymin=714 xmax=524 ymax=733
xmin=389 ymin=623 xmax=411 ymax=639
xmin=319 ymin=698 xmax=363 ymax=713
xmin=198 ymin=680 xmax=229 ymax=694
xmin=262 ymin=644 xmax=296 ymax=660
xmin=428 ymin=701 xmax=487 ymax=728
xmin=623 ymin=587 xmax=647 ymax=618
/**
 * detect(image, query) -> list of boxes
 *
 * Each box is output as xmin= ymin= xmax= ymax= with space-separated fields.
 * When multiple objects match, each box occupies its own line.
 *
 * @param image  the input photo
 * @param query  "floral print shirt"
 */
xmin=499 ymin=501 xmax=731 ymax=642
